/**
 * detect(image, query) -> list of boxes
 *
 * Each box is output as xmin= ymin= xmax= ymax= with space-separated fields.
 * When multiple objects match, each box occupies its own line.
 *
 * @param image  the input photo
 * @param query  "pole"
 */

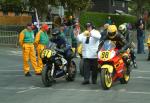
xmin=35 ymin=8 xmax=40 ymax=30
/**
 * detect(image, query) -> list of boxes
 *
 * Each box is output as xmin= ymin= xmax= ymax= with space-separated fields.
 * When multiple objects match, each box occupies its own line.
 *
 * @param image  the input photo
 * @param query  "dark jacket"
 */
xmin=50 ymin=36 xmax=66 ymax=49
xmin=100 ymin=29 xmax=107 ymax=41
xmin=102 ymin=33 xmax=129 ymax=51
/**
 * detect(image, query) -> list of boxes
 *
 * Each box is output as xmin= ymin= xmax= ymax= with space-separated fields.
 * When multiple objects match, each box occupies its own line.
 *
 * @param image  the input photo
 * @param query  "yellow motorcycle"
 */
xmin=147 ymin=34 xmax=150 ymax=60
xmin=41 ymin=42 xmax=76 ymax=87
xmin=77 ymin=43 xmax=84 ymax=76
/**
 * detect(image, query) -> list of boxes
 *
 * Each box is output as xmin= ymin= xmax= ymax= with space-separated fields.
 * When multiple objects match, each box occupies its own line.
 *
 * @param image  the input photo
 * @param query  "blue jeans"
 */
xmin=137 ymin=29 xmax=145 ymax=53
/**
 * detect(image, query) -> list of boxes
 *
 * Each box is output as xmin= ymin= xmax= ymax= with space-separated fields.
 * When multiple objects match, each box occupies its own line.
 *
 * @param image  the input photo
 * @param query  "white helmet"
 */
xmin=118 ymin=24 xmax=127 ymax=34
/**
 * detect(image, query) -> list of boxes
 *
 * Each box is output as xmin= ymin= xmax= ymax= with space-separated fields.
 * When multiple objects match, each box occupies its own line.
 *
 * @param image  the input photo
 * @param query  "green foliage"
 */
xmin=60 ymin=0 xmax=92 ymax=16
xmin=1 ymin=0 xmax=21 ymax=5
xmin=129 ymin=0 xmax=150 ymax=17
xmin=80 ymin=12 xmax=137 ymax=29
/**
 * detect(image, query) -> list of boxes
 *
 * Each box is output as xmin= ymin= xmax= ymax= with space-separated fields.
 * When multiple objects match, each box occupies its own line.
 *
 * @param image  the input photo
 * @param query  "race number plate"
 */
xmin=100 ymin=51 xmax=110 ymax=61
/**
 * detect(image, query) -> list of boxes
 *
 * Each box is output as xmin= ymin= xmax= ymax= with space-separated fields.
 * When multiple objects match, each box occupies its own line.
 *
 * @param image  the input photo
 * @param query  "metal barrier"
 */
xmin=0 ymin=30 xmax=19 ymax=47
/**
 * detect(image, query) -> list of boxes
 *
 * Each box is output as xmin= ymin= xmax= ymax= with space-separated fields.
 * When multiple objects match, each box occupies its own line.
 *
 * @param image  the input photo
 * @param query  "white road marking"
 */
xmin=0 ymin=65 xmax=22 ymax=69
xmin=15 ymin=87 xmax=150 ymax=95
xmin=127 ymin=91 xmax=150 ymax=95
xmin=0 ymin=87 xmax=27 ymax=90
xmin=1 ymin=85 xmax=150 ymax=95
xmin=132 ymin=76 xmax=150 ymax=79
xmin=0 ymin=50 xmax=22 ymax=56
xmin=133 ymin=70 xmax=150 ymax=73
xmin=0 ymin=70 xmax=23 ymax=72
xmin=16 ymin=86 xmax=40 ymax=93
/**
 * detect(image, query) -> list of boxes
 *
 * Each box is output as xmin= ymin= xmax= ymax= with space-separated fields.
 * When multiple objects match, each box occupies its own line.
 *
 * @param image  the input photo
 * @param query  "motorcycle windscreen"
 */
xmin=101 ymin=40 xmax=116 ymax=51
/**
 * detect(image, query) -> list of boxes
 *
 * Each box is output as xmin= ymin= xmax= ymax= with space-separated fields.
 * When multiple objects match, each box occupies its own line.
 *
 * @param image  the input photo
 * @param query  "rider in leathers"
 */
xmin=118 ymin=24 xmax=137 ymax=68
xmin=98 ymin=25 xmax=131 ymax=71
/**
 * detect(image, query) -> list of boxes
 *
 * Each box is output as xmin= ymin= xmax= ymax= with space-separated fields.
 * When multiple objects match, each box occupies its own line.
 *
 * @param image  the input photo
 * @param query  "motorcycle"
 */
xmin=41 ymin=42 xmax=76 ymax=87
xmin=98 ymin=40 xmax=131 ymax=90
xmin=77 ymin=43 xmax=84 ymax=76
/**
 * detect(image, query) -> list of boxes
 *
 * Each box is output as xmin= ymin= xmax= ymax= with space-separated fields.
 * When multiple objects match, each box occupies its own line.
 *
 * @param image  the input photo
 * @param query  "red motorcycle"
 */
xmin=98 ymin=40 xmax=131 ymax=90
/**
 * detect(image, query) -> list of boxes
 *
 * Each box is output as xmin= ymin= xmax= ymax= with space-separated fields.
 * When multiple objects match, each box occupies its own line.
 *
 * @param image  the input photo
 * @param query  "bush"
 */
xmin=80 ymin=12 xmax=137 ymax=29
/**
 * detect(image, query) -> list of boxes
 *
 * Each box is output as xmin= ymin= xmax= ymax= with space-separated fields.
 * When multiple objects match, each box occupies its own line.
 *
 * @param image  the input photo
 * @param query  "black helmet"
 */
xmin=52 ymin=28 xmax=60 ymax=36
xmin=85 ymin=22 xmax=95 ymax=29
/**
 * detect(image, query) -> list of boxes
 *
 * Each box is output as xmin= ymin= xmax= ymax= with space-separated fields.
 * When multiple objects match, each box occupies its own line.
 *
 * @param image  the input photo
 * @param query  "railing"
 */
xmin=0 ymin=30 xmax=19 ymax=47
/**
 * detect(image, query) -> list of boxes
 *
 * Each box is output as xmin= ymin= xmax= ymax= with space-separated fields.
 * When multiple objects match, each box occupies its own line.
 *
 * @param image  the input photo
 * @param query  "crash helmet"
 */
xmin=52 ymin=28 xmax=60 ymax=36
xmin=107 ymin=25 xmax=117 ymax=39
xmin=118 ymin=24 xmax=127 ymax=34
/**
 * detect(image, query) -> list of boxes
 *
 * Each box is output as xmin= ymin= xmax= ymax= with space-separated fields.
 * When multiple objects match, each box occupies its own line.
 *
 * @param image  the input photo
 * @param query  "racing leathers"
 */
xmin=120 ymin=30 xmax=137 ymax=68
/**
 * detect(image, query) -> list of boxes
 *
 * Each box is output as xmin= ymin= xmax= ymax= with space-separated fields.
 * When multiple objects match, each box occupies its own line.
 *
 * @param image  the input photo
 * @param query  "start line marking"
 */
xmin=14 ymin=86 xmax=150 ymax=95
xmin=1 ymin=85 xmax=150 ymax=95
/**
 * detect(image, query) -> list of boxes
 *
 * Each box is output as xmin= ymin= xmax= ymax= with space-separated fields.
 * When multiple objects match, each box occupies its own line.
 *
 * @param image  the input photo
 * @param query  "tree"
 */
xmin=60 ymin=0 xmax=92 ymax=17
xmin=29 ymin=0 xmax=48 ymax=21
xmin=28 ymin=0 xmax=92 ymax=21
xmin=130 ymin=0 xmax=150 ymax=17
xmin=1 ymin=0 xmax=22 ymax=15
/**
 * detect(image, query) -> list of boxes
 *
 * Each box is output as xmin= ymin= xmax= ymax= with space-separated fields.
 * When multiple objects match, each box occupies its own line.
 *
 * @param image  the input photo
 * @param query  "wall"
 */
xmin=0 ymin=15 xmax=32 ymax=25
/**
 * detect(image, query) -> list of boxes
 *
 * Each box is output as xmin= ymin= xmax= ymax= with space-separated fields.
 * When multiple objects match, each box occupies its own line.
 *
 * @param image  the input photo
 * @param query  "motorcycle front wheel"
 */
xmin=100 ymin=69 xmax=113 ymax=90
xmin=66 ymin=61 xmax=77 ymax=81
xmin=42 ymin=65 xmax=53 ymax=87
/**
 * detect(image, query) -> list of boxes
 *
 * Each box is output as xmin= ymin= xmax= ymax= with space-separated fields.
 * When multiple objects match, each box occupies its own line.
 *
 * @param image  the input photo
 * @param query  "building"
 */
xmin=91 ymin=0 xmax=131 ymax=14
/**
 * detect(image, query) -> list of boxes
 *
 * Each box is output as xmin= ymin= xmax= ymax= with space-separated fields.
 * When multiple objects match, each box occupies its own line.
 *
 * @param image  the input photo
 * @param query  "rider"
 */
xmin=118 ymin=24 xmax=137 ymax=68
xmin=50 ymin=28 xmax=74 ymax=71
xmin=99 ymin=25 xmax=131 ymax=70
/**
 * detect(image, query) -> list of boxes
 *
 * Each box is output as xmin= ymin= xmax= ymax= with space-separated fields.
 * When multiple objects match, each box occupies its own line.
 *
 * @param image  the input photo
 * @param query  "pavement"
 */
xmin=0 ymin=47 xmax=150 ymax=103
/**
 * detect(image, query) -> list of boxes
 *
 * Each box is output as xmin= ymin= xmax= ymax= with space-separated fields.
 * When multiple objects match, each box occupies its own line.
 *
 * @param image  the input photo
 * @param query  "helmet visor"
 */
xmin=108 ymin=32 xmax=116 ymax=37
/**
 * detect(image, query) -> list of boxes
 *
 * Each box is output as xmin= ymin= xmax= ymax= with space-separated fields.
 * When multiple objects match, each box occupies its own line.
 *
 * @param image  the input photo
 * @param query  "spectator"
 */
xmin=75 ymin=22 xmax=101 ymax=85
xmin=136 ymin=16 xmax=145 ymax=54
xmin=34 ymin=24 xmax=49 ymax=72
xmin=60 ymin=24 xmax=66 ymax=39
xmin=71 ymin=22 xmax=81 ymax=57
xmin=106 ymin=16 xmax=113 ymax=25
xmin=19 ymin=23 xmax=41 ymax=76
xmin=100 ymin=23 xmax=109 ymax=41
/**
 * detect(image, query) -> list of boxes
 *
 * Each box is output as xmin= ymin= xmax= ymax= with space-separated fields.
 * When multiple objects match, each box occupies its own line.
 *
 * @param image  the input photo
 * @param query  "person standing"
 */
xmin=19 ymin=23 xmax=41 ymax=76
xmin=75 ymin=22 xmax=101 ymax=85
xmin=136 ymin=16 xmax=145 ymax=54
xmin=60 ymin=24 xmax=66 ymax=39
xmin=100 ymin=23 xmax=109 ymax=41
xmin=34 ymin=24 xmax=49 ymax=71
xmin=105 ymin=16 xmax=113 ymax=25
xmin=71 ymin=22 xmax=81 ymax=57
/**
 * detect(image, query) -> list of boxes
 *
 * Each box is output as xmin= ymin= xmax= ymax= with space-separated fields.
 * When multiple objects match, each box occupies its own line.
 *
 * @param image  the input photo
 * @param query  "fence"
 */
xmin=0 ymin=30 xmax=19 ymax=47
xmin=0 ymin=25 xmax=25 ymax=33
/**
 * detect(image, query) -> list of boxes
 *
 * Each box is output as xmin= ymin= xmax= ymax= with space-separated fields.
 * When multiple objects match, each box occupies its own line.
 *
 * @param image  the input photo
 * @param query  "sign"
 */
xmin=51 ymin=6 xmax=64 ymax=17
xmin=34 ymin=22 xmax=53 ymax=29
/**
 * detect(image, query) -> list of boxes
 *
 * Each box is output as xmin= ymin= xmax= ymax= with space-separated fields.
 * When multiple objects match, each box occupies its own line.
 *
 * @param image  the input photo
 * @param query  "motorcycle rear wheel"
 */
xmin=42 ymin=65 xmax=53 ymax=87
xmin=100 ymin=69 xmax=113 ymax=90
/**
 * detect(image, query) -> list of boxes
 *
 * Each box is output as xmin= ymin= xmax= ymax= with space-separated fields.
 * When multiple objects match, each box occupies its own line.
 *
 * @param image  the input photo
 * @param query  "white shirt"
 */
xmin=77 ymin=29 xmax=101 ymax=58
